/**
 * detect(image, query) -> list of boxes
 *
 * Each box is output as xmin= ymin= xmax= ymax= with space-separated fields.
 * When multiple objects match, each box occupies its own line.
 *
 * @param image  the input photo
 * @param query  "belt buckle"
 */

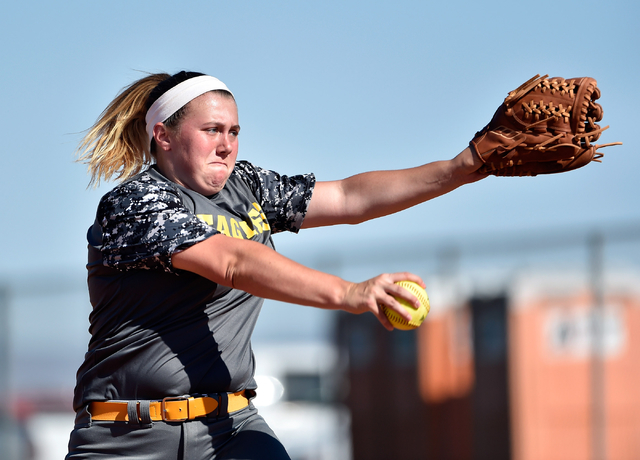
xmin=161 ymin=395 xmax=190 ymax=422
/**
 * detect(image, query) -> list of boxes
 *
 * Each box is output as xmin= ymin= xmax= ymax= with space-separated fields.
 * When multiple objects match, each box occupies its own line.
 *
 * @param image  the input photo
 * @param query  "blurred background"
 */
xmin=0 ymin=1 xmax=638 ymax=459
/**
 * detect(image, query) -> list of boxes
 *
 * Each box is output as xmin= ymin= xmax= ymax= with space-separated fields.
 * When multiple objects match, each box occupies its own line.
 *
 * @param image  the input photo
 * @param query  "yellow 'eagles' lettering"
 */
xmin=215 ymin=216 xmax=231 ymax=237
xmin=252 ymin=203 xmax=271 ymax=231
xmin=248 ymin=208 xmax=264 ymax=234
xmin=239 ymin=221 xmax=257 ymax=239
xmin=196 ymin=202 xmax=270 ymax=240
xmin=196 ymin=214 xmax=214 ymax=225
xmin=230 ymin=219 xmax=243 ymax=239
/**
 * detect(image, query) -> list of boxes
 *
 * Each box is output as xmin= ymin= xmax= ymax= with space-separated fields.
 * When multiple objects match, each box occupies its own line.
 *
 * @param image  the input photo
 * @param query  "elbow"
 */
xmin=224 ymin=265 xmax=238 ymax=289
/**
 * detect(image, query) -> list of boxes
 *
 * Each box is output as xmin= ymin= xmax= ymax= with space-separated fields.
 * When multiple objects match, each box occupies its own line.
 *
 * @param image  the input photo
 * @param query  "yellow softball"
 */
xmin=383 ymin=280 xmax=430 ymax=330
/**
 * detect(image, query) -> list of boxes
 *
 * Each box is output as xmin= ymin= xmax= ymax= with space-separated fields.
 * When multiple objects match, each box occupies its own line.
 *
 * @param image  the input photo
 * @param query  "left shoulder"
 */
xmin=232 ymin=160 xmax=268 ymax=185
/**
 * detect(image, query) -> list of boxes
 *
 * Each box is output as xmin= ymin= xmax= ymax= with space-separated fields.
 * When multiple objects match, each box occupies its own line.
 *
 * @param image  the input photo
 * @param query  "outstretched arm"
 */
xmin=302 ymin=147 xmax=486 ymax=228
xmin=173 ymin=148 xmax=484 ymax=329
xmin=172 ymin=234 xmax=422 ymax=331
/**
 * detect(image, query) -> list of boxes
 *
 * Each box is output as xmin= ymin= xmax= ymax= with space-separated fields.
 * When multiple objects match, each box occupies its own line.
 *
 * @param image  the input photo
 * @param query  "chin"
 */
xmin=200 ymin=179 xmax=228 ymax=195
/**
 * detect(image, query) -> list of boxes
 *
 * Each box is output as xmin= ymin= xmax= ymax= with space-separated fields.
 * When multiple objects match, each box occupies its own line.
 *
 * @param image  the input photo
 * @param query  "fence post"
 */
xmin=589 ymin=232 xmax=606 ymax=460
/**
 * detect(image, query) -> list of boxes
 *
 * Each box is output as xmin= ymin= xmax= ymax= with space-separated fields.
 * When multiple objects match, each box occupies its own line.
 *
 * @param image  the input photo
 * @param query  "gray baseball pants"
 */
xmin=66 ymin=404 xmax=291 ymax=460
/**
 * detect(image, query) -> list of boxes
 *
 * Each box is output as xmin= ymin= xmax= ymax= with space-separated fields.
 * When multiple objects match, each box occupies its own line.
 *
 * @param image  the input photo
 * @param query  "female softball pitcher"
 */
xmin=66 ymin=71 xmax=486 ymax=459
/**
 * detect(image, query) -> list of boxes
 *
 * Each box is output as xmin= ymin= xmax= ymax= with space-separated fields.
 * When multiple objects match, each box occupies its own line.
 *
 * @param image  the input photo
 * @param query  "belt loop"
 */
xmin=218 ymin=393 xmax=228 ymax=417
xmin=127 ymin=400 xmax=139 ymax=425
xmin=208 ymin=394 xmax=221 ymax=419
xmin=138 ymin=400 xmax=153 ymax=428
xmin=82 ymin=404 xmax=93 ymax=427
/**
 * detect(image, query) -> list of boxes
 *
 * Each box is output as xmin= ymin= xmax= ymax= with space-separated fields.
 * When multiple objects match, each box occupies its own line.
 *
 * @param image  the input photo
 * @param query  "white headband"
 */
xmin=145 ymin=75 xmax=233 ymax=142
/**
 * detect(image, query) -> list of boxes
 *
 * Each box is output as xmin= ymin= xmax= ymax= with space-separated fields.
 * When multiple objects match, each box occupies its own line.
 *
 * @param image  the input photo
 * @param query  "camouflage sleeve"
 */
xmin=233 ymin=160 xmax=316 ymax=234
xmin=96 ymin=172 xmax=217 ymax=272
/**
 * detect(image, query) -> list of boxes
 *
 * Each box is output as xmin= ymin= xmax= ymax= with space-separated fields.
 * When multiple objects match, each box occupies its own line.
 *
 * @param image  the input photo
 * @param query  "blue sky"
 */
xmin=1 ymin=0 xmax=637 ymax=276
xmin=1 ymin=0 xmax=638 ymax=390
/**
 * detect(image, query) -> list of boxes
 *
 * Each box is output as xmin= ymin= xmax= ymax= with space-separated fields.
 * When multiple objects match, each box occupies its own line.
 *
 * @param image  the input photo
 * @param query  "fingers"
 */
xmin=366 ymin=272 xmax=425 ymax=329
xmin=342 ymin=272 xmax=426 ymax=326
xmin=385 ymin=272 xmax=425 ymax=289
xmin=379 ymin=286 xmax=416 ymax=323
xmin=375 ymin=307 xmax=395 ymax=331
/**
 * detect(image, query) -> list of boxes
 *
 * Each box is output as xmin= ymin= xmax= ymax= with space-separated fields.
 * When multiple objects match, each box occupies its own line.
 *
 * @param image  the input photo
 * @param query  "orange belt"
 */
xmin=88 ymin=391 xmax=249 ymax=422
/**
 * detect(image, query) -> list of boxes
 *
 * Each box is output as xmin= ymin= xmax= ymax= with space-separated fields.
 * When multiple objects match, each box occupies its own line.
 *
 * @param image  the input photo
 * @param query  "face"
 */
xmin=155 ymin=91 xmax=240 ymax=196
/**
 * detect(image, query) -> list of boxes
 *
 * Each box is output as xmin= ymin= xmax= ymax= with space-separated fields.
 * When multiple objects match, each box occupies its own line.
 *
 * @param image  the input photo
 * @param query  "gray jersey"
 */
xmin=72 ymin=161 xmax=315 ymax=412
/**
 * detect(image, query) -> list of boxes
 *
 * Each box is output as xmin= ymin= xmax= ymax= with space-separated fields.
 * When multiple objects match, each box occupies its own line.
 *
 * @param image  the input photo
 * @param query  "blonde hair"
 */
xmin=76 ymin=73 xmax=170 ymax=187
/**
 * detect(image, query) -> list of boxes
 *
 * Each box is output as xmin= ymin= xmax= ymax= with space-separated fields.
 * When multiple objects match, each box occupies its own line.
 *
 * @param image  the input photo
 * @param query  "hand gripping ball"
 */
xmin=383 ymin=281 xmax=430 ymax=330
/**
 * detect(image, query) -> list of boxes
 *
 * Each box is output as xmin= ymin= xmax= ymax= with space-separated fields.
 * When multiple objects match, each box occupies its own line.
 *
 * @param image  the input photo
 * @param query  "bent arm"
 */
xmin=302 ymin=147 xmax=486 ymax=228
xmin=172 ymin=234 xmax=423 ymax=330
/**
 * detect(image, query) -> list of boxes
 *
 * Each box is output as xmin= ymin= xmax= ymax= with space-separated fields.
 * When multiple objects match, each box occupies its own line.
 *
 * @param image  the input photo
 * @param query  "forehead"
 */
xmin=185 ymin=91 xmax=238 ymax=121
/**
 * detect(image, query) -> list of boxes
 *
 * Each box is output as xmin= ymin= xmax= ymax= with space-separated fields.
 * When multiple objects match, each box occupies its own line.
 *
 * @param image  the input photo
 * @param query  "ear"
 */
xmin=153 ymin=123 xmax=172 ymax=152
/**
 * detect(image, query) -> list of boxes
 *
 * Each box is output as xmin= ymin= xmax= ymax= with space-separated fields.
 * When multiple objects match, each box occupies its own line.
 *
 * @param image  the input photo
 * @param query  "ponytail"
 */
xmin=76 ymin=73 xmax=170 ymax=187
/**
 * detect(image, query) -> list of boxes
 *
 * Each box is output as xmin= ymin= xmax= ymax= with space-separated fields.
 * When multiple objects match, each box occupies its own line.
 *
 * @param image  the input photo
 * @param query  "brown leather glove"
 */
xmin=470 ymin=75 xmax=622 ymax=176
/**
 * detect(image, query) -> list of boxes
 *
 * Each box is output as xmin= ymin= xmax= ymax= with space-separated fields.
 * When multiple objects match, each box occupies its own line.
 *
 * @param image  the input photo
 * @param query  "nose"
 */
xmin=216 ymin=133 xmax=233 ymax=156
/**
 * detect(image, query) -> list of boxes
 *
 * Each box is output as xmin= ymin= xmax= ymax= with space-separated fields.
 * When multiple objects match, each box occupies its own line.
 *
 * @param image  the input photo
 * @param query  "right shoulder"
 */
xmin=91 ymin=168 xmax=215 ymax=272
xmin=96 ymin=168 xmax=184 ymax=221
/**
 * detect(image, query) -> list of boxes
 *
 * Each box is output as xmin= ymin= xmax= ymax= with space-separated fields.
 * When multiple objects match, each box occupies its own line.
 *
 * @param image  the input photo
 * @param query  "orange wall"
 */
xmin=509 ymin=290 xmax=640 ymax=460
xmin=415 ymin=282 xmax=640 ymax=460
